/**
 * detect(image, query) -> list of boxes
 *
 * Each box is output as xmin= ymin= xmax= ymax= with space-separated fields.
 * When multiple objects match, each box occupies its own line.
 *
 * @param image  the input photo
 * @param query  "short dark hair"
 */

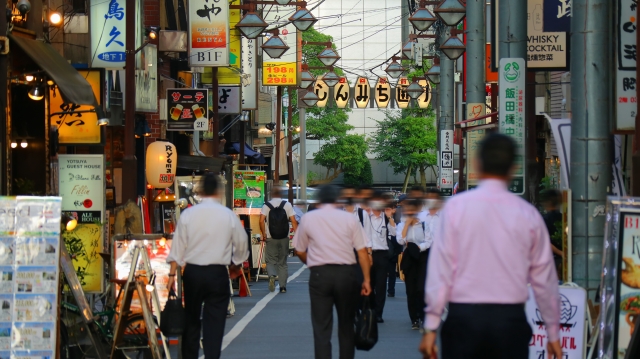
xmin=201 ymin=173 xmax=219 ymax=196
xmin=541 ymin=189 xmax=561 ymax=206
xmin=317 ymin=185 xmax=341 ymax=204
xmin=410 ymin=185 xmax=425 ymax=194
xmin=405 ymin=198 xmax=422 ymax=209
xmin=356 ymin=185 xmax=372 ymax=193
xmin=478 ymin=133 xmax=516 ymax=177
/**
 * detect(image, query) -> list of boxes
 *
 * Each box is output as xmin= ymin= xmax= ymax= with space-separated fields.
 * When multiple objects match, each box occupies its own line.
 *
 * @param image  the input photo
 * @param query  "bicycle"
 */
xmin=60 ymin=279 xmax=153 ymax=359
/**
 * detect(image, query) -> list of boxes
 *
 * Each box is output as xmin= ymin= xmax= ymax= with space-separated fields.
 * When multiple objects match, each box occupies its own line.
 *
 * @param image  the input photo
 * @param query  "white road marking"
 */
xmin=197 ymin=264 xmax=307 ymax=357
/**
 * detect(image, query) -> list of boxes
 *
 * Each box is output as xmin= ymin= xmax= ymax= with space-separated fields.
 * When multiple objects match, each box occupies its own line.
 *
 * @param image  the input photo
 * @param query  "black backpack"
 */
xmin=265 ymin=201 xmax=290 ymax=239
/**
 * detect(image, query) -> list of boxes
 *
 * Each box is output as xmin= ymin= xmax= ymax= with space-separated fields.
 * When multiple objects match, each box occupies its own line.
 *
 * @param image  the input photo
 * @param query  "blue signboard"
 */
xmin=543 ymin=0 xmax=571 ymax=32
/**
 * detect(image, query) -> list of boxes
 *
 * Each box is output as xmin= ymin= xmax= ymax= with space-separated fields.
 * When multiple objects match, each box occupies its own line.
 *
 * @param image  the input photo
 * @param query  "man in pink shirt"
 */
xmin=419 ymin=133 xmax=562 ymax=359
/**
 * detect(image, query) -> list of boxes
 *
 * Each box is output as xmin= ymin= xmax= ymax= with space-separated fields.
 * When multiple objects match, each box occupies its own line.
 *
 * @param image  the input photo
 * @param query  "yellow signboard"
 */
xmin=261 ymin=6 xmax=298 ymax=86
xmin=263 ymin=62 xmax=297 ymax=85
xmin=49 ymin=69 xmax=103 ymax=144
xmin=63 ymin=223 xmax=104 ymax=292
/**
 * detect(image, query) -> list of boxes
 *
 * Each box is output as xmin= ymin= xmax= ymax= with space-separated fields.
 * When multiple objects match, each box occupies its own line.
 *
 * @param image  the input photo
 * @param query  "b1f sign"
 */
xmin=188 ymin=0 xmax=230 ymax=66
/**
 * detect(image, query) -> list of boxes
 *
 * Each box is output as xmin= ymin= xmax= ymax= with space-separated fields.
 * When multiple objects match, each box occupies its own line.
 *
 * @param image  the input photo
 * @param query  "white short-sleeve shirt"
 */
xmin=261 ymin=198 xmax=295 ymax=239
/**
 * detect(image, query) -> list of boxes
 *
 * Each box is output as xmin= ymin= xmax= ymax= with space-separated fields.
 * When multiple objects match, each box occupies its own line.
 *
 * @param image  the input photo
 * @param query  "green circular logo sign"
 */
xmin=503 ymin=62 xmax=520 ymax=83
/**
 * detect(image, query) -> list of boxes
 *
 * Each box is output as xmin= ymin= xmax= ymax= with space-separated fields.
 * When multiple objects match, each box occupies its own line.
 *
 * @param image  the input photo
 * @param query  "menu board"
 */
xmin=233 ymin=171 xmax=265 ymax=215
xmin=0 ymin=197 xmax=62 ymax=359
xmin=616 ymin=212 xmax=640 ymax=358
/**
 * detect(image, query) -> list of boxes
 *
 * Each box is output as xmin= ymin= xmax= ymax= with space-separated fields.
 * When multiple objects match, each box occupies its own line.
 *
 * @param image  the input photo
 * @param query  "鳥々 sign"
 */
xmin=525 ymin=286 xmax=586 ymax=359
xmin=90 ymin=0 xmax=142 ymax=69
xmin=241 ymin=37 xmax=258 ymax=109
xmin=354 ymin=77 xmax=370 ymax=108
xmin=262 ymin=5 xmax=298 ymax=86
xmin=375 ymin=77 xmax=391 ymax=108
xmin=499 ymin=58 xmax=526 ymax=195
xmin=166 ymin=88 xmax=209 ymax=131
xmin=58 ymin=154 xmax=105 ymax=293
xmin=440 ymin=130 xmax=454 ymax=196
xmin=616 ymin=0 xmax=637 ymax=131
xmin=49 ymin=69 xmax=104 ymax=145
xmin=188 ymin=0 xmax=229 ymax=66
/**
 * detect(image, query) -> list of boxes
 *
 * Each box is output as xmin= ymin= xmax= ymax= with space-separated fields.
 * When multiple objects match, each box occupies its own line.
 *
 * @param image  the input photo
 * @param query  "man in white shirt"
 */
xmin=260 ymin=187 xmax=298 ymax=293
xmin=166 ymin=173 xmax=249 ymax=359
xmin=364 ymin=191 xmax=396 ymax=323
xmin=420 ymin=188 xmax=442 ymax=238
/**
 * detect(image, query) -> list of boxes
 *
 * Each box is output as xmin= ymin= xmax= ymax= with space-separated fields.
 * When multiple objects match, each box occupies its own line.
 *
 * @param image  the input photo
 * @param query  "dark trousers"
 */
xmin=442 ymin=303 xmax=532 ymax=359
xmin=182 ymin=264 xmax=230 ymax=359
xmin=387 ymin=254 xmax=398 ymax=295
xmin=309 ymin=265 xmax=359 ymax=359
xmin=403 ymin=251 xmax=428 ymax=323
xmin=370 ymin=251 xmax=389 ymax=318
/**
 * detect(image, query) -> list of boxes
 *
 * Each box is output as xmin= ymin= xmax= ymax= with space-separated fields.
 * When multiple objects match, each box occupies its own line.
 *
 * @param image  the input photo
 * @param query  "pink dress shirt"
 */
xmin=424 ymin=179 xmax=561 ymax=342
xmin=293 ymin=205 xmax=367 ymax=268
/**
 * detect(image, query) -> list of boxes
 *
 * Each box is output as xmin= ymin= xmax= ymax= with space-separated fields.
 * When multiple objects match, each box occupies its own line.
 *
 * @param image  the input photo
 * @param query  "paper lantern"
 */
xmin=146 ymin=141 xmax=177 ymax=188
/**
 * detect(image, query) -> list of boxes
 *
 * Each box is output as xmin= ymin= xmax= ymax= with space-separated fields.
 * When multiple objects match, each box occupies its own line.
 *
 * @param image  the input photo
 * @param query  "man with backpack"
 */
xmin=260 ymin=188 xmax=298 ymax=293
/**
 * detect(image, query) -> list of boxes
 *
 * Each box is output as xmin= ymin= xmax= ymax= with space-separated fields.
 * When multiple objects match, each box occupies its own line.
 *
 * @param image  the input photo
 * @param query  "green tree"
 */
xmin=369 ymin=108 xmax=438 ymax=191
xmin=344 ymin=159 xmax=373 ymax=187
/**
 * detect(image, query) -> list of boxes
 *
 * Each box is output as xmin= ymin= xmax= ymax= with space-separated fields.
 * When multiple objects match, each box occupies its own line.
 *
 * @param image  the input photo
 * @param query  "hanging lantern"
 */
xmin=146 ymin=141 xmax=177 ymax=188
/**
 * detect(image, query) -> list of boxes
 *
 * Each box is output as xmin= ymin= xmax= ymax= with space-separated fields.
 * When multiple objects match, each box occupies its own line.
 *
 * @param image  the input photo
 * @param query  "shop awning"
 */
xmin=230 ymin=142 xmax=267 ymax=164
xmin=9 ymin=35 xmax=98 ymax=106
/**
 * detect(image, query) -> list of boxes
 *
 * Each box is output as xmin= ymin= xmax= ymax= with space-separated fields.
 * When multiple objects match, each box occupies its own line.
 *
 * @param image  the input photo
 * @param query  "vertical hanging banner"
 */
xmin=58 ymin=155 xmax=105 ymax=293
xmin=440 ymin=130 xmax=454 ymax=196
xmin=499 ymin=58 xmax=526 ymax=195
xmin=262 ymin=5 xmax=298 ymax=85
xmin=241 ymin=37 xmax=258 ymax=109
xmin=616 ymin=0 xmax=637 ymax=131
xmin=188 ymin=0 xmax=230 ymax=66
xmin=90 ymin=0 xmax=127 ymax=68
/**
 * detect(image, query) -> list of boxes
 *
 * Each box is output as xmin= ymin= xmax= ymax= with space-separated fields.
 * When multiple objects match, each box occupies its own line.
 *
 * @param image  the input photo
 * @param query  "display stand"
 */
xmin=60 ymin=244 xmax=108 ymax=359
xmin=110 ymin=246 xmax=169 ymax=359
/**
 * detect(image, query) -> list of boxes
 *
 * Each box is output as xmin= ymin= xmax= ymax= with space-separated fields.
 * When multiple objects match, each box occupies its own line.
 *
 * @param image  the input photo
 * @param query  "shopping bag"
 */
xmin=355 ymin=296 xmax=378 ymax=351
xmin=160 ymin=289 xmax=186 ymax=336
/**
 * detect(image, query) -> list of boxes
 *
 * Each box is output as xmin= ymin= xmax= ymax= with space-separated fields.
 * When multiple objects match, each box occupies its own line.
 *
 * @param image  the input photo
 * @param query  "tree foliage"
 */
xmin=344 ymin=159 xmax=373 ymax=187
xmin=368 ymin=108 xmax=438 ymax=189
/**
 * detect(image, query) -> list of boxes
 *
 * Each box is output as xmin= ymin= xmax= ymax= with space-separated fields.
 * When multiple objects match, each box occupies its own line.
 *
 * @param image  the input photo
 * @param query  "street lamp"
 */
xmin=317 ymin=46 xmax=341 ymax=67
xmin=434 ymin=0 xmax=467 ymax=26
xmin=439 ymin=35 xmax=466 ymax=60
xmin=384 ymin=59 xmax=405 ymax=79
xmin=406 ymin=78 xmax=425 ymax=99
xmin=275 ymin=0 xmax=292 ymax=4
xmin=409 ymin=1 xmax=436 ymax=32
xmin=322 ymin=71 xmax=340 ymax=87
xmin=301 ymin=87 xmax=320 ymax=107
xmin=402 ymin=41 xmax=414 ymax=59
xmin=236 ymin=12 xmax=269 ymax=39
xmin=262 ymin=33 xmax=289 ymax=58
xmin=300 ymin=64 xmax=316 ymax=89
xmin=289 ymin=7 xmax=318 ymax=31
xmin=426 ymin=62 xmax=441 ymax=84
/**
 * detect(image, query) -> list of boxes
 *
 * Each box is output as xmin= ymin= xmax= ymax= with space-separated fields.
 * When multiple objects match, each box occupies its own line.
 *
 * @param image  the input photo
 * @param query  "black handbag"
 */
xmin=355 ymin=296 xmax=378 ymax=351
xmin=160 ymin=289 xmax=186 ymax=336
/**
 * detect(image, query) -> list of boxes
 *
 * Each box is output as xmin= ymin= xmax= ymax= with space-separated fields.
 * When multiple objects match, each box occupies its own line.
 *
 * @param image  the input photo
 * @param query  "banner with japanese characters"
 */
xmin=166 ymin=88 xmax=209 ymax=131
xmin=58 ymin=155 xmax=105 ymax=293
xmin=440 ymin=130 xmax=454 ymax=197
xmin=262 ymin=5 xmax=299 ymax=86
xmin=499 ymin=58 xmax=526 ymax=195
xmin=188 ymin=0 xmax=230 ymax=66
xmin=49 ymin=69 xmax=104 ymax=145
xmin=543 ymin=0 xmax=571 ymax=32
xmin=90 ymin=0 xmax=142 ymax=69
xmin=0 ymin=196 xmax=62 ymax=359
xmin=241 ymin=38 xmax=258 ymax=109
xmin=616 ymin=0 xmax=637 ymax=131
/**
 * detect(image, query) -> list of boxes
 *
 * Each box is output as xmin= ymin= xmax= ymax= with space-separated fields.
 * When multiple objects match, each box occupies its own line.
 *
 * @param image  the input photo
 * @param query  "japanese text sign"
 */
xmin=616 ymin=0 xmax=637 ymax=130
xmin=188 ymin=0 xmax=229 ymax=66
xmin=543 ymin=0 xmax=571 ymax=32
xmin=262 ymin=5 xmax=298 ymax=86
xmin=90 ymin=0 xmax=140 ymax=69
xmin=241 ymin=38 xmax=258 ymax=109
xmin=208 ymin=86 xmax=241 ymax=114
xmin=375 ymin=77 xmax=391 ymax=108
xmin=334 ymin=77 xmax=350 ymax=108
xmin=499 ymin=58 xmax=526 ymax=195
xmin=166 ymin=88 xmax=209 ymax=131
xmin=417 ymin=79 xmax=432 ymax=109
xmin=440 ymin=130 xmax=454 ymax=196
xmin=396 ymin=77 xmax=410 ymax=109
xmin=58 ymin=154 xmax=105 ymax=293
xmin=314 ymin=80 xmax=329 ymax=108
xmin=526 ymin=286 xmax=586 ymax=359
xmin=354 ymin=77 xmax=370 ymax=108
xmin=49 ymin=69 xmax=103 ymax=145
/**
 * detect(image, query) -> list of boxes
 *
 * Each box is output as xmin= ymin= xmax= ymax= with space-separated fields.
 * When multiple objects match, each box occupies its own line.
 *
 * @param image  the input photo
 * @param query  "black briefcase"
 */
xmin=160 ymin=289 xmax=186 ymax=336
xmin=355 ymin=296 xmax=378 ymax=351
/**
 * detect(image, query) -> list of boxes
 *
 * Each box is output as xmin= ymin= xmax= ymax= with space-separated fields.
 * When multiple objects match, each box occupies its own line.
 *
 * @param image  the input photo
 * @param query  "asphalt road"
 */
xmin=168 ymin=259 xmax=427 ymax=359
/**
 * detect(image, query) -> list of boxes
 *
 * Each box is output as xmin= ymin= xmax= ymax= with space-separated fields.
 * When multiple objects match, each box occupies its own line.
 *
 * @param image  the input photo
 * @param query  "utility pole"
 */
xmin=439 ymin=25 xmax=455 ymax=195
xmin=570 ymin=0 xmax=611 ymax=293
xmin=274 ymin=87 xmax=282 ymax=183
xmin=299 ymin=106 xmax=307 ymax=203
xmin=287 ymin=87 xmax=294 ymax=203
xmin=465 ymin=0 xmax=485 ymax=191
xmin=122 ymin=0 xmax=138 ymax=203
